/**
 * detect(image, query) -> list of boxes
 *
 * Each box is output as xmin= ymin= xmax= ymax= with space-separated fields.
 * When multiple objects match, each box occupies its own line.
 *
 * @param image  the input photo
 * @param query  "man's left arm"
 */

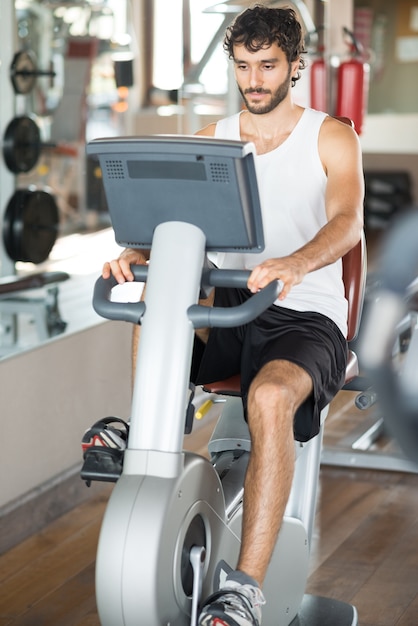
xmin=248 ymin=118 xmax=364 ymax=299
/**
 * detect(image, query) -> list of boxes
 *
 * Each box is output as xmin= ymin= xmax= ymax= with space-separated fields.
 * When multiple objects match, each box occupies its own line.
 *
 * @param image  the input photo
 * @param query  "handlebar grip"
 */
xmin=92 ymin=265 xmax=148 ymax=324
xmin=202 ymin=268 xmax=253 ymax=289
xmin=188 ymin=279 xmax=281 ymax=329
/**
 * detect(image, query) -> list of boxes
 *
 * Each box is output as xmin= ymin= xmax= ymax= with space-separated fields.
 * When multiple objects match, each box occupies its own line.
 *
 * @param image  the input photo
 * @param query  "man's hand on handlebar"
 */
xmin=102 ymin=248 xmax=150 ymax=284
xmin=248 ymin=255 xmax=307 ymax=300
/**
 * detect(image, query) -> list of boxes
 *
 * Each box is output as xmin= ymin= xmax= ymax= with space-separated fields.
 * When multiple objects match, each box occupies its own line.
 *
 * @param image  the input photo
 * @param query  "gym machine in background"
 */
xmin=361 ymin=209 xmax=418 ymax=467
xmin=0 ymin=0 xmax=69 ymax=355
xmin=0 ymin=0 xmax=135 ymax=355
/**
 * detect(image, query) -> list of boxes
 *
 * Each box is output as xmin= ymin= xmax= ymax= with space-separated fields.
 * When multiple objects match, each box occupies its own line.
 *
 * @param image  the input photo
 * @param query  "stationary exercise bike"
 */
xmin=84 ymin=135 xmax=364 ymax=625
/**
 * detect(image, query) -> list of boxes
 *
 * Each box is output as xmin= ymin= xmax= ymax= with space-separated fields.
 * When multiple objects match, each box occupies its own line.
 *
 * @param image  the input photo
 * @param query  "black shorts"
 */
xmin=194 ymin=287 xmax=348 ymax=442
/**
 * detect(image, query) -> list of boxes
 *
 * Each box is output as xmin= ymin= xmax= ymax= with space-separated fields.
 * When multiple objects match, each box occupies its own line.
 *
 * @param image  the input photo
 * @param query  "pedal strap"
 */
xmin=89 ymin=416 xmax=129 ymax=439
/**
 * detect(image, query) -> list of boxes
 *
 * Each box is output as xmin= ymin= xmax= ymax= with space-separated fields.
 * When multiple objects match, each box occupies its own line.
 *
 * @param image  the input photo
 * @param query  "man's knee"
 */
xmin=248 ymin=361 xmax=312 ymax=421
xmin=250 ymin=376 xmax=292 ymax=411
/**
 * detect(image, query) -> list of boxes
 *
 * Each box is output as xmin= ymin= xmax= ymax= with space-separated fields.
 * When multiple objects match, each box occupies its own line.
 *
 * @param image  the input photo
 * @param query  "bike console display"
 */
xmin=87 ymin=135 xmax=264 ymax=253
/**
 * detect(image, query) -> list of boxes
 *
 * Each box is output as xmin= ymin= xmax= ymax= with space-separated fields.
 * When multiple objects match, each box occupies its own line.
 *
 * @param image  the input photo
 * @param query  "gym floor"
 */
xmin=1 ymin=226 xmax=418 ymax=625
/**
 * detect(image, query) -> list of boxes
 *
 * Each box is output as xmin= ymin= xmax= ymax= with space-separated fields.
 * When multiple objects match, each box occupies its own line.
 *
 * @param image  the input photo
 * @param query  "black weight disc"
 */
xmin=3 ymin=189 xmax=59 ymax=264
xmin=10 ymin=50 xmax=37 ymax=95
xmin=3 ymin=116 xmax=41 ymax=174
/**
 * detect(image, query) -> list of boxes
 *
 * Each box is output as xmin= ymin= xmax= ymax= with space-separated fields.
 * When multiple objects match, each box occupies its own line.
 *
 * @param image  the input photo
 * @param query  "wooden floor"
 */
xmin=1 ymin=389 xmax=418 ymax=626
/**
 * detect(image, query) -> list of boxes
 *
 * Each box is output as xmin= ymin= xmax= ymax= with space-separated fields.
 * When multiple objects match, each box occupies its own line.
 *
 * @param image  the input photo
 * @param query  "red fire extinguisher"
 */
xmin=310 ymin=47 xmax=327 ymax=113
xmin=335 ymin=28 xmax=370 ymax=135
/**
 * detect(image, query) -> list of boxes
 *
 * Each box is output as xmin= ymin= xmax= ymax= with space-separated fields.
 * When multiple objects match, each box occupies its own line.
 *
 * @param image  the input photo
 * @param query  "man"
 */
xmin=103 ymin=5 xmax=364 ymax=625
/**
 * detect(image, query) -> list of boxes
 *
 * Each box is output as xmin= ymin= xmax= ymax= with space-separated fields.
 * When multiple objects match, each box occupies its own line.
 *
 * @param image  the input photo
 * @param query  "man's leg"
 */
xmin=132 ymin=324 xmax=140 ymax=382
xmin=198 ymin=359 xmax=313 ymax=625
xmin=237 ymin=359 xmax=313 ymax=586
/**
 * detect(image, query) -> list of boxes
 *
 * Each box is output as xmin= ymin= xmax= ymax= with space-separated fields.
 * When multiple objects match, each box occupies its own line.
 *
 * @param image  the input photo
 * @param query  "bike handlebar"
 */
xmin=92 ymin=266 xmax=147 ymax=324
xmin=188 ymin=269 xmax=281 ymax=328
xmin=92 ymin=265 xmax=281 ymax=328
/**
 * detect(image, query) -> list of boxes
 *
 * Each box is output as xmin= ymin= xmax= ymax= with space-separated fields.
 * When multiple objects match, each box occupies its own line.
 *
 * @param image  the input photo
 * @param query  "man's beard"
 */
xmin=238 ymin=65 xmax=292 ymax=115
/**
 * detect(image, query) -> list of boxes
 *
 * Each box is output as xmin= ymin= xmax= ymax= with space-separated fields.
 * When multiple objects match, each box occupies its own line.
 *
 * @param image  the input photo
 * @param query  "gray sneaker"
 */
xmin=198 ymin=578 xmax=266 ymax=626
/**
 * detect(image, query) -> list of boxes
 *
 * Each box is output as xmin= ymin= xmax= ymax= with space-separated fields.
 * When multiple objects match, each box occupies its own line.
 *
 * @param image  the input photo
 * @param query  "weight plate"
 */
xmin=3 ymin=189 xmax=59 ymax=264
xmin=3 ymin=116 xmax=41 ymax=174
xmin=10 ymin=50 xmax=37 ymax=95
xmin=2 ymin=192 xmax=21 ymax=262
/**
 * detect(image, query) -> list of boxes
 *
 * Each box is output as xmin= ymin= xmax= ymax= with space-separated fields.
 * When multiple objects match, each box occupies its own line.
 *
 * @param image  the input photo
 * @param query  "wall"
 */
xmin=0 ymin=320 xmax=132 ymax=549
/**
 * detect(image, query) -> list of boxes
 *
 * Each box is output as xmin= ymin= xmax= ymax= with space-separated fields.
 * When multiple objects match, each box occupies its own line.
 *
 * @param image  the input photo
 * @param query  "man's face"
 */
xmin=233 ymin=42 xmax=298 ymax=115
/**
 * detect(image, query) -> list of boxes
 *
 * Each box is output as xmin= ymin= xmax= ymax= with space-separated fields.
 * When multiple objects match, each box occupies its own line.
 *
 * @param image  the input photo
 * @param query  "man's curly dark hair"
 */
xmin=223 ymin=4 xmax=307 ymax=87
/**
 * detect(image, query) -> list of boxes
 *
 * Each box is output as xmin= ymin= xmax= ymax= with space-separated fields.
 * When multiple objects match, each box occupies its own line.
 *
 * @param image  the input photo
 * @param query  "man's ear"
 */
xmin=291 ymin=58 xmax=300 ymax=79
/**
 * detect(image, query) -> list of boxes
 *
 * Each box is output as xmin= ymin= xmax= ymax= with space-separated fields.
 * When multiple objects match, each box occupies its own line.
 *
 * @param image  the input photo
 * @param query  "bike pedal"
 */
xmin=81 ymin=447 xmax=124 ymax=486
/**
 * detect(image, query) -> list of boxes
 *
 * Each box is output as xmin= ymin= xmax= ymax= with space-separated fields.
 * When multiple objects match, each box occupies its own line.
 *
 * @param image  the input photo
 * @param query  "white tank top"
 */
xmin=215 ymin=108 xmax=348 ymax=336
